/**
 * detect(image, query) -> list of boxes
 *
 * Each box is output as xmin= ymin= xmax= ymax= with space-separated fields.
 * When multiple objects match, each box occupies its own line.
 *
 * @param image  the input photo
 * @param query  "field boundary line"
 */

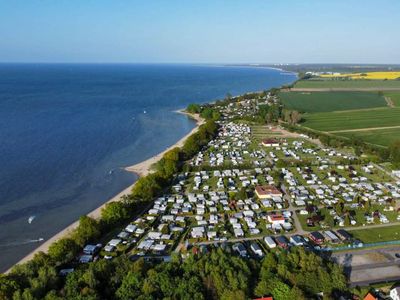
xmin=291 ymin=87 xmax=400 ymax=92
xmin=327 ymin=125 xmax=400 ymax=133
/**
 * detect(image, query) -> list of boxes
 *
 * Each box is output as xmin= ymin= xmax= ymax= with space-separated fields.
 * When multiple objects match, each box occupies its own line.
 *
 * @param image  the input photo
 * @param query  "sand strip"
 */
xmin=5 ymin=110 xmax=203 ymax=273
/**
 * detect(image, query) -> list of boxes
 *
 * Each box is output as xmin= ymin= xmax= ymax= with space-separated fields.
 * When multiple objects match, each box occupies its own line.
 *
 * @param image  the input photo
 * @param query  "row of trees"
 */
xmin=1 ymin=118 xmax=219 ymax=300
xmin=282 ymin=109 xmax=302 ymax=125
xmin=1 ymin=247 xmax=348 ymax=300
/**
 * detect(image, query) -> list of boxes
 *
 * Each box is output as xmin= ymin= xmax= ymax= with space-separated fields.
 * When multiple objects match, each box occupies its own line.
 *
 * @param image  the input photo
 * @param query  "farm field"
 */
xmin=301 ymin=107 xmax=400 ymax=132
xmin=385 ymin=92 xmax=400 ymax=107
xmin=294 ymin=79 xmax=400 ymax=89
xmin=320 ymin=71 xmax=400 ymax=80
xmin=279 ymin=91 xmax=386 ymax=113
xmin=334 ymin=128 xmax=400 ymax=147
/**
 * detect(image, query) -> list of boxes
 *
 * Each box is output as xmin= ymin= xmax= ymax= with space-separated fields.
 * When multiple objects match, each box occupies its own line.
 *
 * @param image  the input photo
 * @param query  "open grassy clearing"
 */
xmin=301 ymin=107 xmax=400 ymax=132
xmin=294 ymin=79 xmax=400 ymax=89
xmin=251 ymin=125 xmax=282 ymax=137
xmin=279 ymin=91 xmax=386 ymax=113
xmin=334 ymin=128 xmax=400 ymax=147
xmin=385 ymin=92 xmax=400 ymax=107
xmin=350 ymin=225 xmax=400 ymax=243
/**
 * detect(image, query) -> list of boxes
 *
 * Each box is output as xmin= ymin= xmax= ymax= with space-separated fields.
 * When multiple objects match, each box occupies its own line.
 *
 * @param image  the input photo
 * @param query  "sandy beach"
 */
xmin=125 ymin=110 xmax=204 ymax=176
xmin=5 ymin=110 xmax=203 ymax=273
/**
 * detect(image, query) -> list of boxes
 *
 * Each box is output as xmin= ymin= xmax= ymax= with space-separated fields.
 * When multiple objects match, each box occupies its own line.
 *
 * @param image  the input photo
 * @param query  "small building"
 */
xmin=363 ymin=292 xmax=377 ymax=300
xmin=108 ymin=239 xmax=122 ymax=247
xmin=391 ymin=286 xmax=400 ymax=300
xmin=232 ymin=243 xmax=247 ymax=257
xmin=275 ymin=235 xmax=289 ymax=249
xmin=336 ymin=229 xmax=352 ymax=241
xmin=255 ymin=185 xmax=283 ymax=199
xmin=392 ymin=170 xmax=400 ymax=178
xmin=267 ymin=214 xmax=285 ymax=225
xmin=125 ymin=224 xmax=137 ymax=233
xmin=250 ymin=242 xmax=263 ymax=257
xmin=83 ymin=244 xmax=101 ymax=255
xmin=262 ymin=138 xmax=280 ymax=147
xmin=79 ymin=255 xmax=93 ymax=264
xmin=309 ymin=231 xmax=324 ymax=245
xmin=290 ymin=235 xmax=304 ymax=246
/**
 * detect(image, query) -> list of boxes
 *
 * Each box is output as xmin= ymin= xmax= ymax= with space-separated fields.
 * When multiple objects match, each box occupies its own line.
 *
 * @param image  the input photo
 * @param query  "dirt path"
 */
xmin=385 ymin=96 xmax=395 ymax=108
xmin=328 ymin=125 xmax=400 ymax=133
xmin=274 ymin=125 xmax=324 ymax=146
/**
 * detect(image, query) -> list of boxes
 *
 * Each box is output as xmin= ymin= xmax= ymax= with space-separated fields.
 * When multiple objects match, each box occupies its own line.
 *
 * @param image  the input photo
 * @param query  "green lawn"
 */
xmin=294 ymin=79 xmax=400 ymax=89
xmin=336 ymin=128 xmax=400 ymax=147
xmin=350 ymin=225 xmax=400 ymax=243
xmin=279 ymin=91 xmax=386 ymax=113
xmin=301 ymin=107 xmax=400 ymax=132
xmin=385 ymin=92 xmax=400 ymax=107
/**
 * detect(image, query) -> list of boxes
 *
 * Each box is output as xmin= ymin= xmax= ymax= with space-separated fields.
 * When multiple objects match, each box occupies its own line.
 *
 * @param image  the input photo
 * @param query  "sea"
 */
xmin=0 ymin=64 xmax=296 ymax=271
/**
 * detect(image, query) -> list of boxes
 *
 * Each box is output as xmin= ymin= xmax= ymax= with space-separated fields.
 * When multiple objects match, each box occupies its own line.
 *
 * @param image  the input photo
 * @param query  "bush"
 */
xmin=72 ymin=216 xmax=101 ymax=247
xmin=48 ymin=238 xmax=79 ymax=265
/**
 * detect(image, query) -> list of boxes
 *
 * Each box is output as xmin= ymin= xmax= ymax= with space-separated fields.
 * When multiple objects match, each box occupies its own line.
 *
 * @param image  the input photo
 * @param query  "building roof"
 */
xmin=268 ymin=215 xmax=285 ymax=222
xmin=363 ymin=292 xmax=377 ymax=300
xmin=262 ymin=138 xmax=279 ymax=144
xmin=255 ymin=185 xmax=282 ymax=196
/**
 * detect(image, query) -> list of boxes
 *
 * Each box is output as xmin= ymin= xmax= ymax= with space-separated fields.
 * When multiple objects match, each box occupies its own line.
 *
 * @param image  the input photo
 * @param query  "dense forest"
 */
xmin=1 ymin=247 xmax=347 ymax=299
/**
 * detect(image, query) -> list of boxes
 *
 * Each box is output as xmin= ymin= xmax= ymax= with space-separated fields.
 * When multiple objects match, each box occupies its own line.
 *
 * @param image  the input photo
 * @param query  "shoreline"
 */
xmin=125 ymin=110 xmax=204 ymax=177
xmin=5 ymin=109 xmax=203 ymax=273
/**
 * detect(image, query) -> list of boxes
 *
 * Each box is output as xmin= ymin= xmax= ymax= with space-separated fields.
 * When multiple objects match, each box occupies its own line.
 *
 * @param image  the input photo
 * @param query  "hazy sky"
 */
xmin=0 ymin=0 xmax=399 ymax=63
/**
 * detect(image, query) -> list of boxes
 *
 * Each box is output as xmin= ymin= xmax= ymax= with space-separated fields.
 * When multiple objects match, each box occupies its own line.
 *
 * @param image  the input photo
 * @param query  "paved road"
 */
xmin=351 ymin=260 xmax=400 ymax=271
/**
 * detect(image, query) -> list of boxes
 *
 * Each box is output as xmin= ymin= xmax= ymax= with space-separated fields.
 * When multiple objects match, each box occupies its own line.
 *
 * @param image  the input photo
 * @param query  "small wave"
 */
xmin=28 ymin=215 xmax=36 ymax=224
xmin=0 ymin=238 xmax=44 ymax=248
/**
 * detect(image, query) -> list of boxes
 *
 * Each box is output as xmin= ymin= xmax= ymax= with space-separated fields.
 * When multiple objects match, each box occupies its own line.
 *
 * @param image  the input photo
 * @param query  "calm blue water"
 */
xmin=0 ymin=64 xmax=296 ymax=271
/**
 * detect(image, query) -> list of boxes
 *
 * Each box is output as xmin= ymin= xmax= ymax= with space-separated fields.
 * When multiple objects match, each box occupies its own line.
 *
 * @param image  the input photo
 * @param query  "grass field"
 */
xmin=385 ymin=92 xmax=400 ymax=107
xmin=301 ymin=107 xmax=400 ymax=132
xmin=279 ymin=91 xmax=386 ymax=113
xmin=294 ymin=79 xmax=400 ymax=89
xmin=321 ymin=71 xmax=400 ymax=80
xmin=334 ymin=128 xmax=400 ymax=147
xmin=350 ymin=225 xmax=400 ymax=243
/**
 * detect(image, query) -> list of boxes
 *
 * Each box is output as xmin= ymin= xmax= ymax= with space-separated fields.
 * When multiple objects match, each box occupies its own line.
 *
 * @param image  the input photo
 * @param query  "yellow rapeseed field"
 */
xmin=321 ymin=71 xmax=400 ymax=80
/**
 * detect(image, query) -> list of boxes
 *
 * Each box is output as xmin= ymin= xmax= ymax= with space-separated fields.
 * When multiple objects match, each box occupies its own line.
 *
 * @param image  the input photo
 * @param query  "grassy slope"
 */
xmin=350 ymin=225 xmax=400 ymax=243
xmin=336 ymin=128 xmax=400 ymax=147
xmin=279 ymin=91 xmax=386 ymax=113
xmin=295 ymin=79 xmax=400 ymax=89
xmin=301 ymin=108 xmax=400 ymax=131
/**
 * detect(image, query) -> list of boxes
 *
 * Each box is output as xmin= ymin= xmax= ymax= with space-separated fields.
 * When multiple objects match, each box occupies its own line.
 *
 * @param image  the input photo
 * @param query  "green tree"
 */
xmin=0 ymin=274 xmax=19 ymax=300
xmin=131 ymin=173 xmax=163 ymax=201
xmin=101 ymin=202 xmax=129 ymax=226
xmin=116 ymin=271 xmax=142 ymax=300
xmin=272 ymin=281 xmax=292 ymax=300
xmin=73 ymin=216 xmax=101 ymax=247
xmin=48 ymin=238 xmax=79 ymax=265
xmin=389 ymin=140 xmax=400 ymax=166
xmin=187 ymin=103 xmax=201 ymax=113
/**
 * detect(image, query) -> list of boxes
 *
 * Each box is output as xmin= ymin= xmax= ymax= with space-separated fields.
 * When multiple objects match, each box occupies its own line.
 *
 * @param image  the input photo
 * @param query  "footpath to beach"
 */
xmin=6 ymin=110 xmax=203 ymax=273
